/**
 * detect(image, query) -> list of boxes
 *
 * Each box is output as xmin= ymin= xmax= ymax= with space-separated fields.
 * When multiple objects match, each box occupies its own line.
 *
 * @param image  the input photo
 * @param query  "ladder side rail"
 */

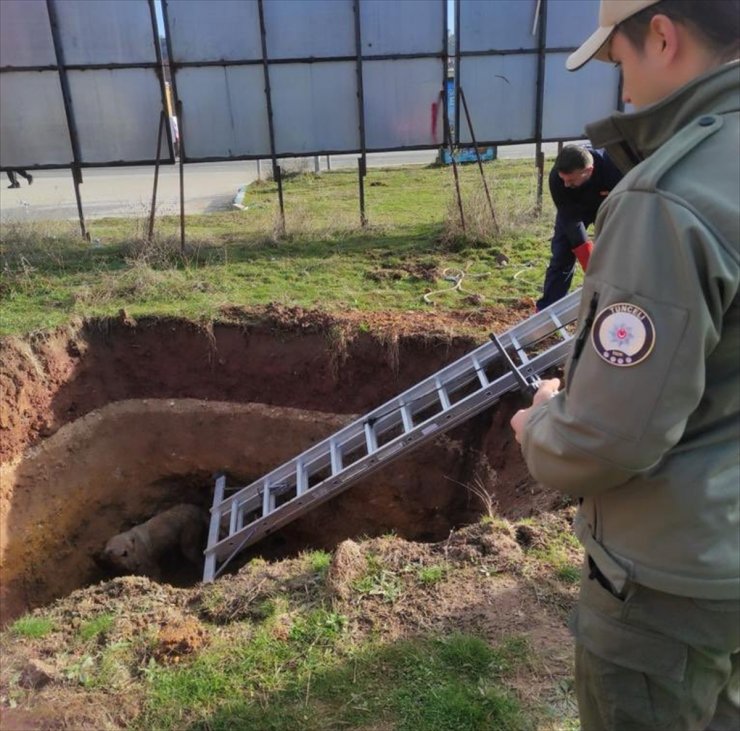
xmin=509 ymin=290 xmax=581 ymax=347
xmin=206 ymin=337 xmax=574 ymax=567
xmin=203 ymin=474 xmax=227 ymax=582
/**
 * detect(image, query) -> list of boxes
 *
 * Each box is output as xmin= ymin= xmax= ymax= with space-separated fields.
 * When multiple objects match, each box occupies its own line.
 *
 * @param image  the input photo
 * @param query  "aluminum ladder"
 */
xmin=203 ymin=289 xmax=582 ymax=581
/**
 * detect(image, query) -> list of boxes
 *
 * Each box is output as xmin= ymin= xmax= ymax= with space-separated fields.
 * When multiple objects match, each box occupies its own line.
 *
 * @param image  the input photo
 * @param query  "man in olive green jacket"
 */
xmin=510 ymin=1 xmax=739 ymax=729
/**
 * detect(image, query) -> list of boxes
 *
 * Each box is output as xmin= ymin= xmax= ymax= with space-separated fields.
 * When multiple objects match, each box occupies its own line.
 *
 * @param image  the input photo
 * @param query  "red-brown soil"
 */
xmin=0 ymin=304 xmax=558 ymax=625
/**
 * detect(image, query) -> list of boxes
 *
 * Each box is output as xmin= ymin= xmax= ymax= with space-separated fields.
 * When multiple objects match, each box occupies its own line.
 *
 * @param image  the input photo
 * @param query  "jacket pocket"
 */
xmin=573 ymin=601 xmax=688 ymax=682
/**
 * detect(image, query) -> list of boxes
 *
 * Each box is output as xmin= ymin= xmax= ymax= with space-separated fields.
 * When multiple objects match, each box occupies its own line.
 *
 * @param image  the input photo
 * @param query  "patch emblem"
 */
xmin=591 ymin=302 xmax=655 ymax=366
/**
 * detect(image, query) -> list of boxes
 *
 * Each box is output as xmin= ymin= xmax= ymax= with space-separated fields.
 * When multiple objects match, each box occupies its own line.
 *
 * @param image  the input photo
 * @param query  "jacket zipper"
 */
xmin=567 ymin=291 xmax=600 ymax=387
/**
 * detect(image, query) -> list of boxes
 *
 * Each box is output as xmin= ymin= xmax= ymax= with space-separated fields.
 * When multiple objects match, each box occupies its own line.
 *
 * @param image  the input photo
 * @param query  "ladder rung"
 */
xmin=262 ymin=480 xmax=274 ymax=517
xmin=330 ymin=439 xmax=342 ymax=475
xmin=509 ymin=334 xmax=529 ymax=364
xmin=364 ymin=421 xmax=377 ymax=454
xmin=548 ymin=311 xmax=571 ymax=340
xmin=400 ymin=403 xmax=413 ymax=433
xmin=435 ymin=377 xmax=451 ymax=410
xmin=471 ymin=355 xmax=489 ymax=387
xmin=296 ymin=460 xmax=307 ymax=496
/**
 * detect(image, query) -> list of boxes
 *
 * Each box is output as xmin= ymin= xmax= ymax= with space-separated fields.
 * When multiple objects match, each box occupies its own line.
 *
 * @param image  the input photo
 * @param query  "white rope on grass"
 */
xmin=423 ymin=263 xmax=490 ymax=304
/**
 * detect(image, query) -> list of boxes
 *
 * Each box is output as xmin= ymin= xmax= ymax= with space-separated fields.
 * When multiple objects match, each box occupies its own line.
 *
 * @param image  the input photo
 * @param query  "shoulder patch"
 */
xmin=591 ymin=302 xmax=655 ymax=367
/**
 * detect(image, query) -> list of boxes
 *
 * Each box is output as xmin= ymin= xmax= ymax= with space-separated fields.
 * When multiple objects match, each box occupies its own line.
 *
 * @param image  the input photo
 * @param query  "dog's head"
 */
xmin=98 ymin=531 xmax=144 ymax=574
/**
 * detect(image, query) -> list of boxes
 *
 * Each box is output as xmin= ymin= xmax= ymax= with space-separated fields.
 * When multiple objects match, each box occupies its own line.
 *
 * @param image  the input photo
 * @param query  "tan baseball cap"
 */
xmin=566 ymin=0 xmax=663 ymax=71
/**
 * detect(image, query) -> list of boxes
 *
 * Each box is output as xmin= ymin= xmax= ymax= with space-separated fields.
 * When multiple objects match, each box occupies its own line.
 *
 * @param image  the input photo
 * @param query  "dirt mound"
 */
xmin=0 ymin=518 xmax=581 ymax=730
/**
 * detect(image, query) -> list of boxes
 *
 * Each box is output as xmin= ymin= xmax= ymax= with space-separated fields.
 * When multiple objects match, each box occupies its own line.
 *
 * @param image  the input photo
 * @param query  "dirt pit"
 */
xmin=0 ymin=304 xmax=559 ymax=625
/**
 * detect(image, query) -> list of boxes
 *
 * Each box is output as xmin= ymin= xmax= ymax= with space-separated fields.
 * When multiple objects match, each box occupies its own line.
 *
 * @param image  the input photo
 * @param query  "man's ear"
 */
xmin=647 ymin=14 xmax=680 ymax=65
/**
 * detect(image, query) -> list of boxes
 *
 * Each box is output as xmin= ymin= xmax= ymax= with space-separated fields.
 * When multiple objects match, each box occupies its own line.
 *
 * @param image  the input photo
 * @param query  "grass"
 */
xmin=78 ymin=613 xmax=116 ymax=642
xmin=417 ymin=564 xmax=447 ymax=585
xmin=352 ymin=554 xmax=405 ymax=603
xmin=138 ymin=624 xmax=533 ymax=731
xmin=0 ymin=160 xmax=576 ymax=336
xmin=9 ymin=615 xmax=55 ymax=639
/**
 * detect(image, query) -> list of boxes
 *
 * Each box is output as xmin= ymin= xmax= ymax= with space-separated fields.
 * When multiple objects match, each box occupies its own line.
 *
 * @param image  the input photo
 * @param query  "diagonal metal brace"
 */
xmin=489 ymin=333 xmax=541 ymax=397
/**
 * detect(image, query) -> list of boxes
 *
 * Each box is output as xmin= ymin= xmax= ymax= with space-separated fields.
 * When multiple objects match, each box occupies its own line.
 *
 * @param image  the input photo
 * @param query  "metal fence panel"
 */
xmin=459 ymin=0 xmax=538 ymax=52
xmin=361 ymin=0 xmax=445 ymax=55
xmin=272 ymin=63 xmax=359 ymax=155
xmin=0 ymin=0 xmax=56 ymax=68
xmin=457 ymin=55 xmax=538 ymax=144
xmin=165 ymin=0 xmax=262 ymax=63
xmin=546 ymin=0 xmax=601 ymax=48
xmin=265 ymin=0 xmax=355 ymax=59
xmin=542 ymin=52 xmax=620 ymax=139
xmin=176 ymin=66 xmax=271 ymax=159
xmin=363 ymin=58 xmax=444 ymax=150
xmin=53 ymin=0 xmax=157 ymax=65
xmin=69 ymin=69 xmax=165 ymax=163
xmin=0 ymin=71 xmax=73 ymax=167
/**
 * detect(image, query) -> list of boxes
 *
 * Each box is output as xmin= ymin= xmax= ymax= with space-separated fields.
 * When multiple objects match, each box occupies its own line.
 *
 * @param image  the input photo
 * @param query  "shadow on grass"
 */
xmin=143 ymin=632 xmax=535 ymax=731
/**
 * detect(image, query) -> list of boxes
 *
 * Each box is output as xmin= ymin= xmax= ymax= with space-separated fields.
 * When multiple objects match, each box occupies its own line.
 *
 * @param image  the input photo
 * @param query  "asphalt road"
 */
xmin=0 ymin=144 xmax=561 ymax=223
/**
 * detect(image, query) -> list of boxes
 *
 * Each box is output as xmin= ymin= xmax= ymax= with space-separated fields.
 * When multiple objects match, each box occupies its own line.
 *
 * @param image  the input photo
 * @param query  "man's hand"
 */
xmin=510 ymin=378 xmax=561 ymax=444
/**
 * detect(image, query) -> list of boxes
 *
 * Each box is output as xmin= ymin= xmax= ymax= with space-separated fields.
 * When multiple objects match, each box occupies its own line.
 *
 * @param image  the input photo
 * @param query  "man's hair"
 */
xmin=619 ymin=0 xmax=740 ymax=63
xmin=554 ymin=145 xmax=593 ymax=174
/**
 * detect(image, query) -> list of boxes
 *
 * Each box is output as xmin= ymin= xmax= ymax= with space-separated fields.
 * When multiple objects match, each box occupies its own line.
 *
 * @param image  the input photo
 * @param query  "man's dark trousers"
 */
xmin=537 ymin=212 xmax=593 ymax=311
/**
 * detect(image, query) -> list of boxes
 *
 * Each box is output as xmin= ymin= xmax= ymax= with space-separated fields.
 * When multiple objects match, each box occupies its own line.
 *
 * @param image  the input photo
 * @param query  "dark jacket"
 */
xmin=549 ymin=148 xmax=623 ymax=244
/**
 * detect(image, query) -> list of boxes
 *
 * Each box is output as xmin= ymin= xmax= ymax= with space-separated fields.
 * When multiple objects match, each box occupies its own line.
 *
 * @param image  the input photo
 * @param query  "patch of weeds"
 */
xmin=288 ymin=609 xmax=346 ymax=646
xmin=9 ymin=615 xmax=55 ymax=639
xmin=352 ymin=554 xmax=404 ymax=603
xmin=488 ymin=636 xmax=533 ymax=678
xmin=196 ymin=584 xmax=228 ymax=620
xmin=529 ymin=528 xmax=582 ymax=585
xmin=78 ymin=613 xmax=115 ymax=642
xmin=255 ymin=595 xmax=291 ymax=624
xmin=305 ymin=549 xmax=331 ymax=577
xmin=62 ymin=654 xmax=96 ymax=686
xmin=96 ymin=641 xmax=134 ymax=688
xmin=556 ymin=564 xmax=581 ymax=584
xmin=417 ymin=564 xmax=447 ymax=586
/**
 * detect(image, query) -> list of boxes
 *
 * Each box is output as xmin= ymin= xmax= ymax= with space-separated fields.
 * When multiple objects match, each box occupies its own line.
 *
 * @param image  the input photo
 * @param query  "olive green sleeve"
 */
xmin=521 ymin=189 xmax=738 ymax=496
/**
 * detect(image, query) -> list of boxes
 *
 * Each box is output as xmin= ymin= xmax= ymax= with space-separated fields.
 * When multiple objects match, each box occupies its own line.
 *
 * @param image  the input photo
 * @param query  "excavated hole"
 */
xmin=0 ymin=314 xmax=559 ymax=624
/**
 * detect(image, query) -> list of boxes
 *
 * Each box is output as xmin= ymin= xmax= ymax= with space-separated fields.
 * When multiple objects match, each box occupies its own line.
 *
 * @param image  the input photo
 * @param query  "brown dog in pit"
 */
xmin=100 ymin=504 xmax=207 ymax=579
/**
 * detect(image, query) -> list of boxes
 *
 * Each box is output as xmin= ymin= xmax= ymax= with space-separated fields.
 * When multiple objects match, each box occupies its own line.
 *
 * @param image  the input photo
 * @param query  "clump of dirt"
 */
xmin=152 ymin=616 xmax=208 ymax=664
xmin=325 ymin=539 xmax=365 ymax=601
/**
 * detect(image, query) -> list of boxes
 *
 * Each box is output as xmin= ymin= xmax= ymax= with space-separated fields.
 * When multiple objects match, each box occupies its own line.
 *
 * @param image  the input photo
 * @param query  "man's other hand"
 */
xmin=510 ymin=378 xmax=561 ymax=444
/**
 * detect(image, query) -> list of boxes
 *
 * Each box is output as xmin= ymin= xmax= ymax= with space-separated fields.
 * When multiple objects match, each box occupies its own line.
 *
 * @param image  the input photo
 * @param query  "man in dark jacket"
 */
xmin=537 ymin=144 xmax=622 ymax=311
xmin=511 ymin=0 xmax=739 ymax=729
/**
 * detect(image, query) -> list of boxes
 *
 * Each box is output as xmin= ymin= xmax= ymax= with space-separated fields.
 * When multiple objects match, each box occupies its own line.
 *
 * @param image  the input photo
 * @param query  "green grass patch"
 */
xmin=305 ymin=549 xmax=332 ymax=576
xmin=139 ymin=624 xmax=533 ymax=731
xmin=0 ymin=160 xmax=575 ymax=337
xmin=78 ymin=613 xmax=115 ymax=642
xmin=417 ymin=564 xmax=447 ymax=585
xmin=9 ymin=615 xmax=55 ymax=639
xmin=528 ymin=525 xmax=582 ymax=585
xmin=352 ymin=554 xmax=404 ymax=603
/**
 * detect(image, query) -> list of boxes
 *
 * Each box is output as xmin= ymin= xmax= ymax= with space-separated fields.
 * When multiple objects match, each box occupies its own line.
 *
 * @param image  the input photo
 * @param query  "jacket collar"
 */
xmin=587 ymin=60 xmax=740 ymax=174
